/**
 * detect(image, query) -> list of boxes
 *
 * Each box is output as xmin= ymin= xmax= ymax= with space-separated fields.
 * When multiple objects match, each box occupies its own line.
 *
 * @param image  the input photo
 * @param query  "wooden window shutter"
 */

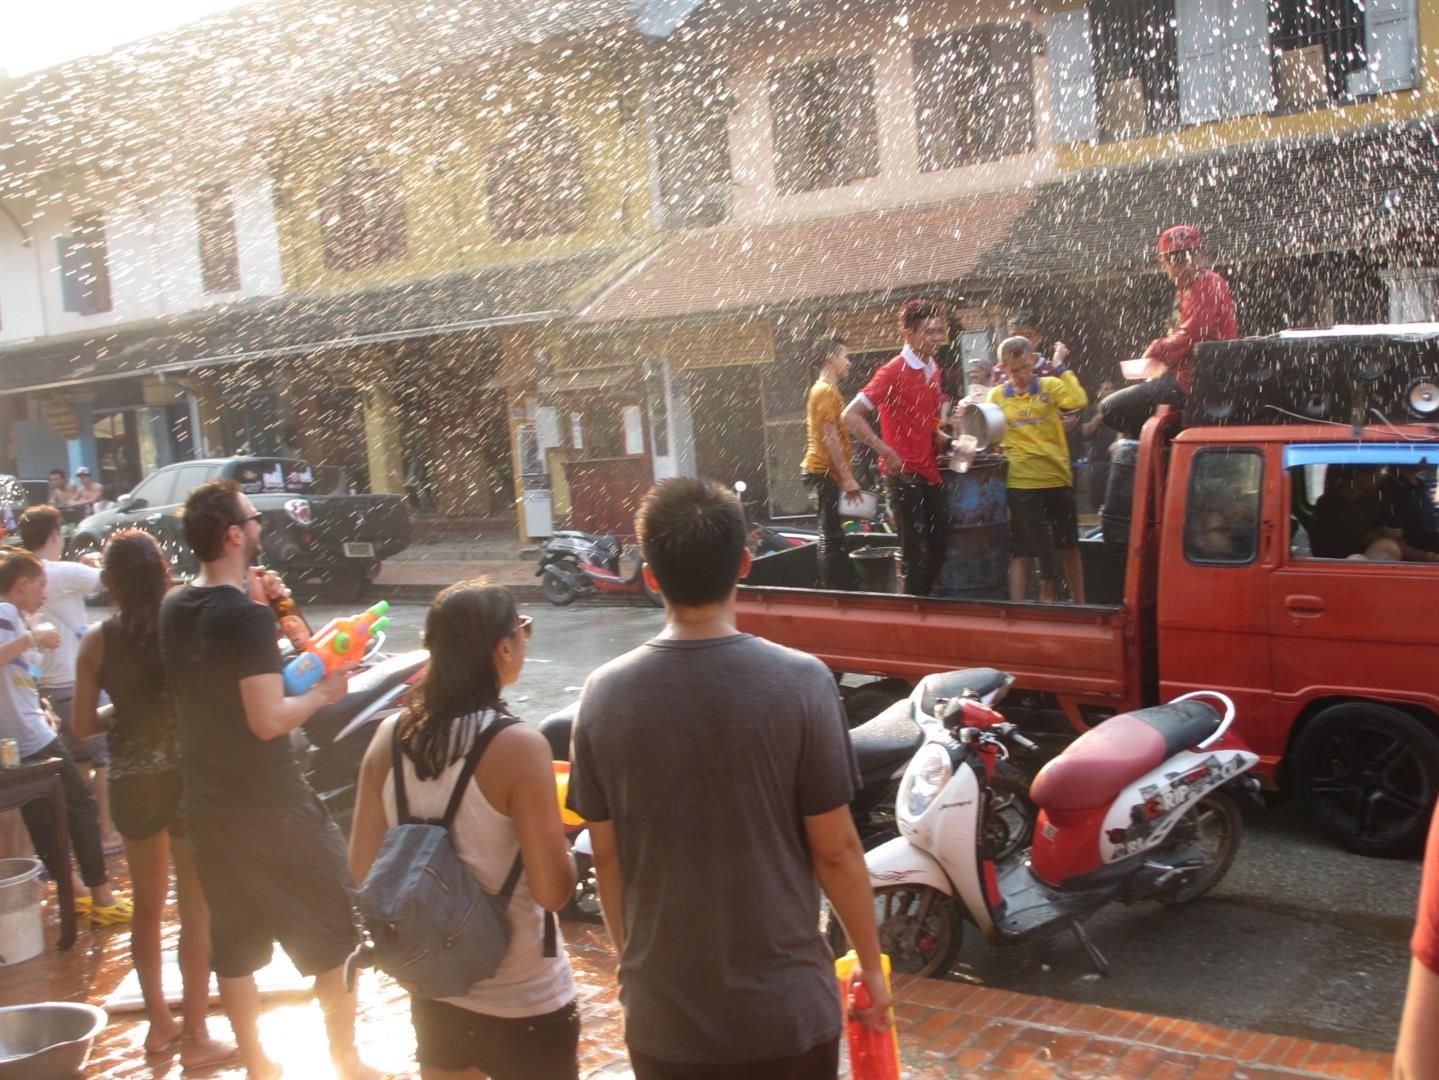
xmin=197 ymin=183 xmax=241 ymax=294
xmin=1045 ymin=7 xmax=1098 ymax=142
xmin=912 ymin=35 xmax=956 ymax=172
xmin=770 ymin=64 xmax=813 ymax=193
xmin=987 ymin=24 xmax=1036 ymax=158
xmin=57 ymin=217 xmax=112 ymax=315
xmin=833 ymin=56 xmax=880 ymax=186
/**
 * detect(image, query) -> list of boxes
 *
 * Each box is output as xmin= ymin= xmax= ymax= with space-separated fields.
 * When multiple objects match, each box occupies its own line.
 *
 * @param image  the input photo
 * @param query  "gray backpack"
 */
xmin=349 ymin=715 xmax=552 ymax=998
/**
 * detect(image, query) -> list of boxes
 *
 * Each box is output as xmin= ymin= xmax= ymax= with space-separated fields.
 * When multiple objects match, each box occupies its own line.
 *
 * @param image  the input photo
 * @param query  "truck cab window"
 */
xmin=1183 ymin=449 xmax=1262 ymax=565
xmin=1295 ymin=461 xmax=1439 ymax=564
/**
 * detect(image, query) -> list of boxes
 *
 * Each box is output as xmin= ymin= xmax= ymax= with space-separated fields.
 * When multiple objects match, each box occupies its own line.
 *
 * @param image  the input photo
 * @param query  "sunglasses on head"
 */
xmin=509 ymin=613 xmax=534 ymax=641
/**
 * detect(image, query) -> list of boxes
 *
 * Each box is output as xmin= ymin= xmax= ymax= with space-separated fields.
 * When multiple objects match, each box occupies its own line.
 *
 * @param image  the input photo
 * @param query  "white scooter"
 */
xmin=834 ymin=669 xmax=1260 ymax=978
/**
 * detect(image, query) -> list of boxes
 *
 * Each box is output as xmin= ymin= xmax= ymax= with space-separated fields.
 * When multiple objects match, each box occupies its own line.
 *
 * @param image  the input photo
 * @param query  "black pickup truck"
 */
xmin=68 ymin=457 xmax=412 ymax=600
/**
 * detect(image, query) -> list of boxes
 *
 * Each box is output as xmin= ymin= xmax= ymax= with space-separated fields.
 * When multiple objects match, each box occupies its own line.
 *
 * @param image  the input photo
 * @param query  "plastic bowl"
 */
xmin=839 ymin=490 xmax=879 ymax=520
xmin=552 ymin=762 xmax=585 ymax=827
xmin=0 ymin=1002 xmax=107 ymax=1080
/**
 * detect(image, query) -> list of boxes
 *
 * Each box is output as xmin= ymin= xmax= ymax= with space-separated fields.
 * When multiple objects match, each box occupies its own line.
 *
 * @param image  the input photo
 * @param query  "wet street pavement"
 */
xmin=0 ymin=600 xmax=1418 ymax=1075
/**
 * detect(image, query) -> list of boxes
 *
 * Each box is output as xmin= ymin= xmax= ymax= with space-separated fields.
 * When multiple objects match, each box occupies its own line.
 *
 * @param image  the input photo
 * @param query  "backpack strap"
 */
xmin=441 ymin=714 xmax=520 ymax=828
xmin=390 ymin=724 xmax=413 ymax=825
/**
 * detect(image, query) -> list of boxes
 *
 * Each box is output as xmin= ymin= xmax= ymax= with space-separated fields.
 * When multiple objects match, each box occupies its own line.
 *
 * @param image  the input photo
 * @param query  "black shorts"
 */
xmin=1008 ymin=487 xmax=1079 ymax=557
xmin=111 ymin=771 xmax=183 ymax=841
xmin=187 ymin=795 xmax=357 ymax=979
xmin=410 ymin=996 xmax=580 ymax=1079
xmin=629 ymin=1036 xmax=839 ymax=1080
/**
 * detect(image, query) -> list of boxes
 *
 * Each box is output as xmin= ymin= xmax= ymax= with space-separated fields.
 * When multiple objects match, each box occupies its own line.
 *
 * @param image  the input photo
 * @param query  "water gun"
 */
xmin=835 ymin=950 xmax=899 ymax=1080
xmin=282 ymin=601 xmax=391 ymax=696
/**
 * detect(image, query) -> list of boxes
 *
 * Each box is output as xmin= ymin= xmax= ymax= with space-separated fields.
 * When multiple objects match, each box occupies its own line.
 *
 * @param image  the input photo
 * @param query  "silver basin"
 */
xmin=0 ymin=1002 xmax=106 ymax=1079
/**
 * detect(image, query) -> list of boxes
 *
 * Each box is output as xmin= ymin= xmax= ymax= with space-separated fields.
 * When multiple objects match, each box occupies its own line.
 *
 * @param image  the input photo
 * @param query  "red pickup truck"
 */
xmin=737 ymin=327 xmax=1439 ymax=857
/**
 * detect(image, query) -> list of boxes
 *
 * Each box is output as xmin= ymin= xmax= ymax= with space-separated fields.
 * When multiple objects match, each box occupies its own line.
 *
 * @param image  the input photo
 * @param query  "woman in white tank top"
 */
xmin=348 ymin=583 xmax=579 ymax=1080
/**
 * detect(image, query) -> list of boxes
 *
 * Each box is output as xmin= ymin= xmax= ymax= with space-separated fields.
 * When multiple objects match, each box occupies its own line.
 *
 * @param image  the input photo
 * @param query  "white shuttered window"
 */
xmin=1176 ymin=0 xmax=1273 ymax=124
xmin=1046 ymin=7 xmax=1098 ymax=143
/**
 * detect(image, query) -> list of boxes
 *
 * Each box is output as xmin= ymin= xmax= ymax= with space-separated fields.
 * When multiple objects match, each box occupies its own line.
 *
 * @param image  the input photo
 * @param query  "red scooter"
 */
xmin=536 ymin=531 xmax=664 ymax=607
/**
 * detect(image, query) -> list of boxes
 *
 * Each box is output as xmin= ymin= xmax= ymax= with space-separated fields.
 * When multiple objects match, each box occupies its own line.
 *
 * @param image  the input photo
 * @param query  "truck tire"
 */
xmin=324 ymin=567 xmax=368 ymax=604
xmin=843 ymin=679 xmax=910 ymax=729
xmin=1291 ymin=702 xmax=1439 ymax=858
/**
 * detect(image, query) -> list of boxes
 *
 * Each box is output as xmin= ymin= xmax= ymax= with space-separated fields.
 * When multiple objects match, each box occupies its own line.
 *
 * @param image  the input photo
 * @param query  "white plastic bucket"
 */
xmin=0 ymin=858 xmax=45 ymax=967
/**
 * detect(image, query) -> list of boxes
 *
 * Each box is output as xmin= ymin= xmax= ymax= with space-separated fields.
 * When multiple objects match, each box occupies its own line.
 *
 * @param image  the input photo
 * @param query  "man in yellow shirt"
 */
xmin=988 ymin=336 xmax=1089 ymax=603
xmin=801 ymin=336 xmax=862 ymax=590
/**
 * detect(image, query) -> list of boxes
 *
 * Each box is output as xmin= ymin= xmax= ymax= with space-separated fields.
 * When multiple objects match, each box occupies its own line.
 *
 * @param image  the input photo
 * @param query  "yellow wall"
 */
xmin=1056 ymin=0 xmax=1438 ymax=171
xmin=273 ymin=38 xmax=653 ymax=296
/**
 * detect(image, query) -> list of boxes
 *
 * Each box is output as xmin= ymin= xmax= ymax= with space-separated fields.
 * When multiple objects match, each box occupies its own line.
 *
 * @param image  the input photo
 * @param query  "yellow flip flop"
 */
xmin=89 ymin=898 xmax=134 ymax=927
xmin=72 ymin=896 xmax=93 ymax=916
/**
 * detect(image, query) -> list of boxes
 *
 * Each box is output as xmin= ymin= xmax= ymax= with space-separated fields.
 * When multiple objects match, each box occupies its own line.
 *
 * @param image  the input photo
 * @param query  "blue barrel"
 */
xmin=936 ymin=457 xmax=1010 ymax=600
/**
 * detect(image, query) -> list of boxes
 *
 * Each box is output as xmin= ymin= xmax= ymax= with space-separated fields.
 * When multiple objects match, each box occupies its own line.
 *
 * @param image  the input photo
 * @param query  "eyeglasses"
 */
xmin=509 ymin=614 xmax=534 ymax=641
xmin=232 ymin=512 xmax=263 ymax=527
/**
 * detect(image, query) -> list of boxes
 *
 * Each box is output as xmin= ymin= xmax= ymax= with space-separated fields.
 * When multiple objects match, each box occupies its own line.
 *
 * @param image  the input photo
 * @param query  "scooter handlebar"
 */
xmin=1169 ymin=690 xmax=1237 ymax=748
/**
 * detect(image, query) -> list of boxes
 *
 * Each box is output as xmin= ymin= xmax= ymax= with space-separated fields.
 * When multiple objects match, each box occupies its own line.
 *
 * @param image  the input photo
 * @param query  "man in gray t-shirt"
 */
xmin=569 ymin=478 xmax=890 ymax=1077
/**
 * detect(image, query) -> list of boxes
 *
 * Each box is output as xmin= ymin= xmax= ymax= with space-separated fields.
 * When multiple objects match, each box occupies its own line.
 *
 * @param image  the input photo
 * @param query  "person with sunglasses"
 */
xmin=349 ymin=582 xmax=580 ymax=1080
xmin=1102 ymin=225 xmax=1237 ymax=437
xmin=159 ymin=480 xmax=376 ymax=1080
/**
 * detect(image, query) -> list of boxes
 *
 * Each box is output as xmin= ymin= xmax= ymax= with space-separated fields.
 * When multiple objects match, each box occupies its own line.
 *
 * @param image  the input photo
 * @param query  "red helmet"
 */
xmin=1158 ymin=225 xmax=1202 ymax=255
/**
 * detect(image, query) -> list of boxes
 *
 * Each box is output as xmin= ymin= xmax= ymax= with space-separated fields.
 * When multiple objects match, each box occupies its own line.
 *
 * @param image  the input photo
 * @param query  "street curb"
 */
xmin=372 ymin=582 xmax=547 ymax=603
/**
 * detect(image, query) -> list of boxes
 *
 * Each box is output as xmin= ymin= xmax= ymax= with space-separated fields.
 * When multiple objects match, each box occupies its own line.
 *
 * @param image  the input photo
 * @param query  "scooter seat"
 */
xmin=1029 ymin=714 xmax=1167 ymax=812
xmin=1130 ymin=700 xmax=1223 ymax=758
xmin=1029 ymin=700 xmax=1223 ymax=812
xmin=917 ymin=668 xmax=1011 ymax=717
xmin=850 ymin=704 xmax=925 ymax=783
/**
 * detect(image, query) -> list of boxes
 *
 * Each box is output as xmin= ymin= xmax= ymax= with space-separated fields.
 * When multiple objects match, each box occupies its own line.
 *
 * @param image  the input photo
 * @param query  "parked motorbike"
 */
xmin=536 ymin=531 xmax=663 ymax=608
xmin=537 ymin=677 xmax=1036 ymax=924
xmin=291 ymin=646 xmax=429 ymax=832
xmin=830 ymin=669 xmax=1259 ymax=979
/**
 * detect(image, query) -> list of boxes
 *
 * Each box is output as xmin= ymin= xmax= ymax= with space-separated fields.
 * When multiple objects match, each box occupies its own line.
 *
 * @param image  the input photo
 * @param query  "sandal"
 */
xmin=89 ymin=898 xmax=134 ymax=927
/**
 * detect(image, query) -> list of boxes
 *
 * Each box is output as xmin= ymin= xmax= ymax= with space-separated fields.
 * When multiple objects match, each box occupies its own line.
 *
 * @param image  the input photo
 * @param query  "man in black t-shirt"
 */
xmin=160 ymin=480 xmax=375 ymax=1080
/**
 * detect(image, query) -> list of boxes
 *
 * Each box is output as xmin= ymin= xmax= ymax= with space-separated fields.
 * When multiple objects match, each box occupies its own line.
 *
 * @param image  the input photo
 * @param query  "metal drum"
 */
xmin=936 ymin=457 xmax=1009 ymax=600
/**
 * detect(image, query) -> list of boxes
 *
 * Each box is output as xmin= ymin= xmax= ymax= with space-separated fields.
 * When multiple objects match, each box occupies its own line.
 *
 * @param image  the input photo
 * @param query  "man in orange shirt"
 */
xmin=1103 ymin=225 xmax=1238 ymax=436
xmin=801 ymin=336 xmax=863 ymax=590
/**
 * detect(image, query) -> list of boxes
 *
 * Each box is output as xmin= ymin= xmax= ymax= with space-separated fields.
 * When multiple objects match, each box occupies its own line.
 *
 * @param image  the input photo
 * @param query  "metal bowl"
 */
xmin=955 ymin=403 xmax=1007 ymax=450
xmin=0 ymin=1002 xmax=106 ymax=1079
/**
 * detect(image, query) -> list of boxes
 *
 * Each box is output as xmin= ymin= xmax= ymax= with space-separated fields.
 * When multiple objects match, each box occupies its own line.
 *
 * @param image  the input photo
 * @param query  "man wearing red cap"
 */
xmin=1102 ymin=225 xmax=1238 ymax=435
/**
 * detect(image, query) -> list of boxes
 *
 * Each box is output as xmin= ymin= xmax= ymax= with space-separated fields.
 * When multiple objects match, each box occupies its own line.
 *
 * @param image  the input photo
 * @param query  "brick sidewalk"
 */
xmin=0 ymin=867 xmax=1393 ymax=1080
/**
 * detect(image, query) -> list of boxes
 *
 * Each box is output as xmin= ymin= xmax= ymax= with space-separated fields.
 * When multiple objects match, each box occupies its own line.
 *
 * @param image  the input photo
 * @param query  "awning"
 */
xmin=0 ymin=248 xmax=633 ymax=397
xmin=579 ymin=187 xmax=1037 ymax=324
xmin=981 ymin=120 xmax=1439 ymax=282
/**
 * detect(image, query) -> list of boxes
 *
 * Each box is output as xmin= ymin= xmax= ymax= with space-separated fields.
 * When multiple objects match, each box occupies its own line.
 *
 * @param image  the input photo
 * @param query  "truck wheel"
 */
xmin=1291 ymin=703 xmax=1439 ymax=858
xmin=324 ymin=567 xmax=368 ymax=604
xmin=829 ymin=885 xmax=962 ymax=979
xmin=844 ymin=680 xmax=909 ymax=729
xmin=1154 ymin=790 xmax=1241 ymax=904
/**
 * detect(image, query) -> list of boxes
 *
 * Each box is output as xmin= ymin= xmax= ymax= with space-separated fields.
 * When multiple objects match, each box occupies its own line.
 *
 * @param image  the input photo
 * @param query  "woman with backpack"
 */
xmin=71 ymin=530 xmax=238 ymax=1070
xmin=349 ymin=581 xmax=579 ymax=1080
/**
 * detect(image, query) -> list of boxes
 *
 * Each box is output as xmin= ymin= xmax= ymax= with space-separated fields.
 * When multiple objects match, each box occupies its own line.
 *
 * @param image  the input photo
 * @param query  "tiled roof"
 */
xmin=0 ymin=248 xmax=629 ymax=394
xmin=982 ymin=120 xmax=1439 ymax=282
xmin=580 ymin=188 xmax=1037 ymax=323
xmin=0 ymin=0 xmax=639 ymax=189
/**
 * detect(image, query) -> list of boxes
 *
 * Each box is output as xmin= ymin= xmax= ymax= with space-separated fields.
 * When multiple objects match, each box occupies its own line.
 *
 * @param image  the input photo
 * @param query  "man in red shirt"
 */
xmin=843 ymin=300 xmax=950 ymax=596
xmin=1395 ymin=803 xmax=1439 ymax=1078
xmin=1102 ymin=225 xmax=1238 ymax=436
